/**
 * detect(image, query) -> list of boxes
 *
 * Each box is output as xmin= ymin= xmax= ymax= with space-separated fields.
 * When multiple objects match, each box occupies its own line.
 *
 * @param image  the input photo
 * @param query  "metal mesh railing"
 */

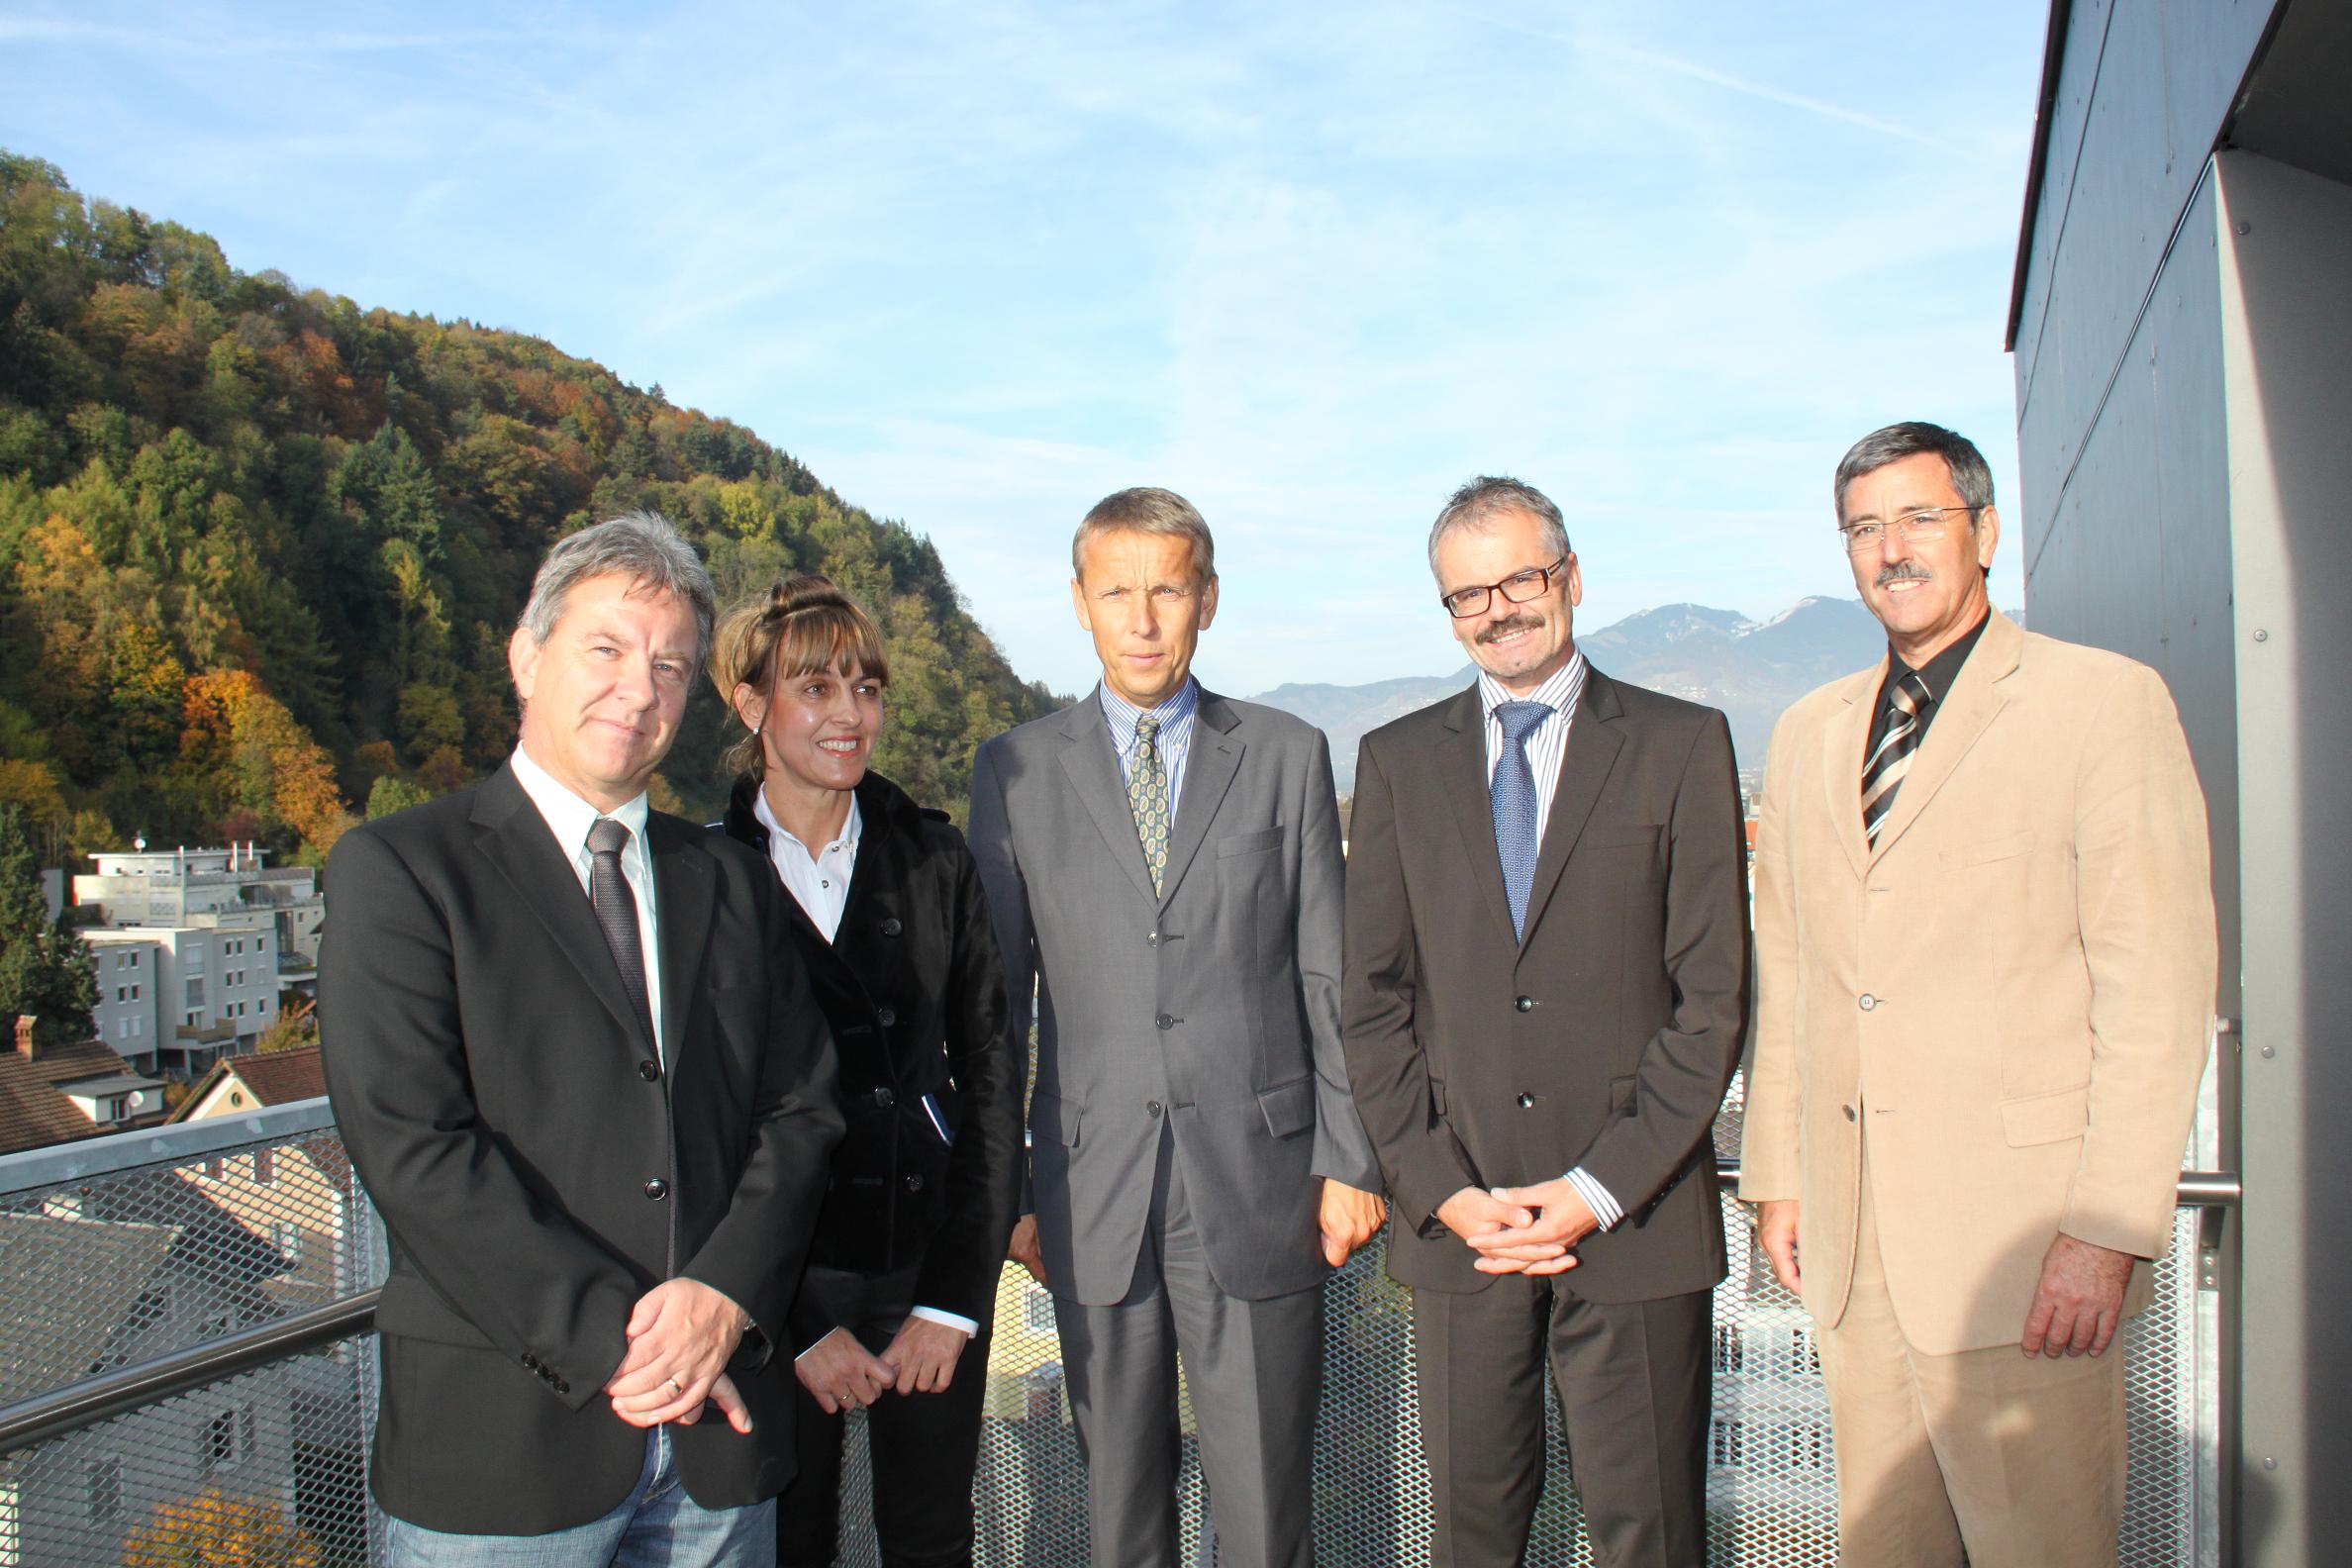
xmin=0 ymin=1097 xmax=2215 ymax=1567
xmin=0 ymin=1105 xmax=381 ymax=1568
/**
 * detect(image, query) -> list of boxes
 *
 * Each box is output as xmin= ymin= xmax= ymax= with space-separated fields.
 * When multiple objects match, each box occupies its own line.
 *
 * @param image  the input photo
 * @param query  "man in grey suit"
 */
xmin=1342 ymin=477 xmax=1748 ymax=1567
xmin=968 ymin=486 xmax=1386 ymax=1568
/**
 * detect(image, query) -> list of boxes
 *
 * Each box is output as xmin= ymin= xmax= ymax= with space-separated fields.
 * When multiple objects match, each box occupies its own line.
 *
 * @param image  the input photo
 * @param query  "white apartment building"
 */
xmin=79 ymin=927 xmax=276 ymax=1081
xmin=74 ymin=842 xmax=326 ymax=977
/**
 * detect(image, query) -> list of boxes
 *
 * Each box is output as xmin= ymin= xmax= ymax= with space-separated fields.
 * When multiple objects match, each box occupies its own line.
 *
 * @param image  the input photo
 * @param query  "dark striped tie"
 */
xmin=586 ymin=817 xmax=653 ymax=1045
xmin=1861 ymin=673 xmax=1933 ymax=849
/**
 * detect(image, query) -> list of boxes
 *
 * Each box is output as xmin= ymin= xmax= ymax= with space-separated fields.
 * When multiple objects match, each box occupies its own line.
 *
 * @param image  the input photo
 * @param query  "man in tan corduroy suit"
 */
xmin=1740 ymin=422 xmax=2216 ymax=1568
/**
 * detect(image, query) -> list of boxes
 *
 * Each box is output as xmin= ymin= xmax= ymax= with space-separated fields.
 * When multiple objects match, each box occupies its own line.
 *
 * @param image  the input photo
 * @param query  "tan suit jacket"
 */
xmin=1739 ymin=611 xmax=2215 ymax=1355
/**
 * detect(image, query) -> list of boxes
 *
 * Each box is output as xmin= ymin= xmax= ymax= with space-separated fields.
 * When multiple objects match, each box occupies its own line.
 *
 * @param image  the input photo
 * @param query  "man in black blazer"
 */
xmin=1342 ymin=477 xmax=1748 ymax=1567
xmin=321 ymin=513 xmax=841 ymax=1565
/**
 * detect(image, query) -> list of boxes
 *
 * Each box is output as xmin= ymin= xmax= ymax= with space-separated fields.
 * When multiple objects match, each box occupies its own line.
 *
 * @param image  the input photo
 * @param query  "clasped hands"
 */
xmin=1436 ymin=1179 xmax=1599 ymax=1275
xmin=795 ymin=1318 xmax=972 ymax=1416
xmin=603 ymin=1277 xmax=753 ymax=1433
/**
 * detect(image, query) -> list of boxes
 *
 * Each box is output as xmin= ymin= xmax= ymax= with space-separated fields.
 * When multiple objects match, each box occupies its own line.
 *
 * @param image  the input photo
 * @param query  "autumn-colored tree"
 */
xmin=121 ymin=1487 xmax=323 ymax=1568
xmin=252 ymin=995 xmax=318 ymax=1055
xmin=178 ymin=670 xmax=354 ymax=859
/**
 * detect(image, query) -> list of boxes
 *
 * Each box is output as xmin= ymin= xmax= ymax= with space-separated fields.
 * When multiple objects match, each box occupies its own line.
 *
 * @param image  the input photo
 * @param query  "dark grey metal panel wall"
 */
xmin=2012 ymin=0 xmax=2273 ymax=518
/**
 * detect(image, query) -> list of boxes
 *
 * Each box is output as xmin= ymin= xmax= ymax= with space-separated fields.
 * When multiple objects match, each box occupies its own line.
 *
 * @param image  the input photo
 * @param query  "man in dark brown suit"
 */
xmin=1341 ymin=476 xmax=1749 ymax=1567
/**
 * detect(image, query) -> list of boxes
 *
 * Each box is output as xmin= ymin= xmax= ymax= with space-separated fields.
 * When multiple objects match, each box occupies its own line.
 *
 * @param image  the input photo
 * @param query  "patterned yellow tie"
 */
xmin=1128 ymin=714 xmax=1170 ymax=895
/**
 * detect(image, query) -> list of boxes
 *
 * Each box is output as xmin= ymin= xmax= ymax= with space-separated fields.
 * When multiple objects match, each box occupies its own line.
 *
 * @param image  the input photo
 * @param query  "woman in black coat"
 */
xmin=708 ymin=574 xmax=1023 ymax=1568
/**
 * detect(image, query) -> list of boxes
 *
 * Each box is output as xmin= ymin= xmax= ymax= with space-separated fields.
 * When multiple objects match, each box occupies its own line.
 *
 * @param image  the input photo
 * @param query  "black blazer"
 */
xmin=1341 ymin=667 xmax=1750 ymax=1300
xmin=719 ymin=771 xmax=1023 ymax=1348
xmin=320 ymin=764 xmax=844 ymax=1534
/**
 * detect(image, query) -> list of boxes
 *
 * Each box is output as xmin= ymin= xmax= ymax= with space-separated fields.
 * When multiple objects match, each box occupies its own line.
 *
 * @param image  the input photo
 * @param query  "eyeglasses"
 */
xmin=1440 ymin=555 xmax=1570 ymax=619
xmin=1838 ymin=506 xmax=1980 ymax=554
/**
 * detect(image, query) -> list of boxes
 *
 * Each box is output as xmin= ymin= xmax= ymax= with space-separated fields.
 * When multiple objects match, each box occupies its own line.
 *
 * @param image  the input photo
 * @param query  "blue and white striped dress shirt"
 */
xmin=1099 ymin=679 xmax=1201 ymax=833
xmin=1473 ymin=650 xmax=1624 ymax=1232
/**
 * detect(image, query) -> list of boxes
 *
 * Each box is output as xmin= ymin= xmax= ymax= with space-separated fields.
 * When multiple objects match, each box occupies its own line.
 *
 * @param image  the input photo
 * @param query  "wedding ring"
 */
xmin=666 ymin=1375 xmax=684 ymax=1396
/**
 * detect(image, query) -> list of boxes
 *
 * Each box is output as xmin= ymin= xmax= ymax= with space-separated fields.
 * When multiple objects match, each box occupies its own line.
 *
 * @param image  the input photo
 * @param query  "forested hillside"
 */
xmin=0 ymin=151 xmax=1053 ymax=865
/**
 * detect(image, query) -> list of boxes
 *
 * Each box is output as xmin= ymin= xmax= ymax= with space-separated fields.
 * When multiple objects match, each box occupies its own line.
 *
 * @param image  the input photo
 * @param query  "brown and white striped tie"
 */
xmin=1861 ymin=673 xmax=1933 ymax=849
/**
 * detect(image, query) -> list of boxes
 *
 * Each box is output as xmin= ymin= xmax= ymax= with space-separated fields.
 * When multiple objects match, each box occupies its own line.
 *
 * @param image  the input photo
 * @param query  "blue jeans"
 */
xmin=384 ymin=1427 xmax=778 ymax=1567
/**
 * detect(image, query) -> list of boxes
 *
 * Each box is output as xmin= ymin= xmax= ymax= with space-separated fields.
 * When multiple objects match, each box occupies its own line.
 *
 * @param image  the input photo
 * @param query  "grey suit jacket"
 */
xmin=1342 ymin=668 xmax=1749 ymax=1301
xmin=969 ymin=687 xmax=1381 ymax=1306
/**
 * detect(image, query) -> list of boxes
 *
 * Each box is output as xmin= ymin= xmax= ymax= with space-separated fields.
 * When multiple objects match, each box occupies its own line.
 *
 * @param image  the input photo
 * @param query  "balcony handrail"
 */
xmin=0 ymin=1096 xmax=340 ymax=1194
xmin=0 ymin=1290 xmax=383 ymax=1455
xmin=0 ymin=1158 xmax=2241 ymax=1462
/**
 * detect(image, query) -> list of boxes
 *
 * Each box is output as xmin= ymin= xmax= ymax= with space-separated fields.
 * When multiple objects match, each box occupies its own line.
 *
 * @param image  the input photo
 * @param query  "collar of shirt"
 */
xmin=509 ymin=744 xmax=652 ymax=905
xmin=751 ymin=787 xmax=861 ymax=942
xmin=1884 ymin=607 xmax=1991 ymax=707
xmin=1476 ymin=648 xmax=1589 ymax=735
xmin=1098 ymin=678 xmax=1200 ymax=780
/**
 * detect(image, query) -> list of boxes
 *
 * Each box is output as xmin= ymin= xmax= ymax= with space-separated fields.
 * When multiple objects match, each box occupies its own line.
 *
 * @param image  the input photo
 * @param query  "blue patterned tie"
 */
xmin=1491 ymin=701 xmax=1552 ymax=939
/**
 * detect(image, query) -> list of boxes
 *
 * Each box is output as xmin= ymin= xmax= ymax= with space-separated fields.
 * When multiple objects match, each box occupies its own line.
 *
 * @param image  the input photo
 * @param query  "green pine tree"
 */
xmin=0 ymin=804 xmax=98 ymax=1047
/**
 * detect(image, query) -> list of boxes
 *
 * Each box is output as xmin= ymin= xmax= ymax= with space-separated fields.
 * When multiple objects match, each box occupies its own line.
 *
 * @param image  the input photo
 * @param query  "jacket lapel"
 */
xmin=1435 ymin=686 xmax=1518 ymax=946
xmin=1867 ymin=612 xmax=2021 ymax=864
xmin=1821 ymin=660 xmax=1885 ymax=879
xmin=1155 ymin=693 xmax=1242 ymax=907
xmin=1057 ymin=699 xmax=1161 ymax=906
xmin=471 ymin=766 xmax=652 ymax=1053
xmin=645 ymin=813 xmax=715 ymax=1059
xmin=1517 ymin=668 xmax=1627 ymax=946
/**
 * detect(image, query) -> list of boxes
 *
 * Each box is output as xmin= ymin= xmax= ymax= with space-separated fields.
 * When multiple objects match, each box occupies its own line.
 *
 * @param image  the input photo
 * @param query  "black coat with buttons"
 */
xmin=719 ymin=770 xmax=1024 ymax=1348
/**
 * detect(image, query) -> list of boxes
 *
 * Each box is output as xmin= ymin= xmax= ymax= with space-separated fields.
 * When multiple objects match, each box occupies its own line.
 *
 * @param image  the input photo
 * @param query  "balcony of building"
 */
xmin=0 ymin=1098 xmax=2232 ymax=1567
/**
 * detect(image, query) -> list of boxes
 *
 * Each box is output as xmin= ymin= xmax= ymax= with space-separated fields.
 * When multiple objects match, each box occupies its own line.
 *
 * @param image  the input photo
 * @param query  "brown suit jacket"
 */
xmin=1739 ymin=611 xmax=2216 ymax=1354
xmin=1342 ymin=667 xmax=1749 ymax=1300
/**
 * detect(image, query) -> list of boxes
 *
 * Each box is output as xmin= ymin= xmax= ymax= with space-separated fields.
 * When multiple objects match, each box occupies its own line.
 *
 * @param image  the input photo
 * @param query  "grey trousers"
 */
xmin=1052 ymin=1127 xmax=1322 ymax=1568
xmin=1413 ymin=1277 xmax=1712 ymax=1568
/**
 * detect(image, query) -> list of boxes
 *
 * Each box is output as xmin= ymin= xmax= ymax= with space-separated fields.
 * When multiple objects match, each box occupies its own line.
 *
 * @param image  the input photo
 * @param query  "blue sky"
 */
xmin=0 ymin=1 xmax=2045 ymax=699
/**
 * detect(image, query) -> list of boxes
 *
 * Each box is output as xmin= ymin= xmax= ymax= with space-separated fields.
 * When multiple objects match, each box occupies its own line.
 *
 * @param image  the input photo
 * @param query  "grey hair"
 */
xmin=1426 ymin=475 xmax=1571 ymax=578
xmin=1833 ymin=422 xmax=1996 ymax=518
xmin=518 ymin=511 xmax=717 ymax=664
xmin=1071 ymin=487 xmax=1217 ymax=586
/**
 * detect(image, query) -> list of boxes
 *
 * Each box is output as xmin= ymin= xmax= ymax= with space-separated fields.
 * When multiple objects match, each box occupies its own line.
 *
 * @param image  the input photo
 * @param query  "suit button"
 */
xmin=637 ymin=1060 xmax=660 ymax=1082
xmin=874 ymin=1087 xmax=896 ymax=1108
xmin=1859 ymin=994 xmax=1878 ymax=1012
xmin=1843 ymin=1105 xmax=1858 ymax=1122
xmin=1514 ymin=996 xmax=1535 ymax=1014
xmin=553 ymin=1378 xmax=570 ymax=1395
xmin=522 ymin=1353 xmax=539 ymax=1371
xmin=1155 ymin=1014 xmax=1174 ymax=1030
xmin=1146 ymin=931 xmax=1159 ymax=946
xmin=877 ymin=1008 xmax=897 ymax=1028
xmin=880 ymin=918 xmax=903 ymax=937
xmin=1147 ymin=1100 xmax=1163 ymax=1117
xmin=1517 ymin=1092 xmax=1536 ymax=1109
xmin=905 ymin=1174 xmax=925 ymax=1192
xmin=643 ymin=1178 xmax=668 ymax=1201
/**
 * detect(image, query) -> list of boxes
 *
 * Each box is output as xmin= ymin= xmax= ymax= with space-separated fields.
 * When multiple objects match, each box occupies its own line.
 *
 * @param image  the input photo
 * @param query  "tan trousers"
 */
xmin=1820 ymin=1159 xmax=2126 ymax=1568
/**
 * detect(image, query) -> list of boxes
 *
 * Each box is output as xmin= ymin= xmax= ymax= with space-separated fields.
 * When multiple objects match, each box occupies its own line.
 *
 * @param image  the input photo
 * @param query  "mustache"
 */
xmin=1875 ymin=562 xmax=1933 ymax=587
xmin=1477 ymin=614 xmax=1545 ymax=643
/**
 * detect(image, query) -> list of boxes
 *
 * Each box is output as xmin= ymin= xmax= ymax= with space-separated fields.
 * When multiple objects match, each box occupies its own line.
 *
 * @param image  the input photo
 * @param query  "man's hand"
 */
xmin=605 ymin=1278 xmax=751 ymax=1430
xmin=1757 ymin=1199 xmax=1803 ymax=1297
xmin=1472 ymin=1179 xmax=1598 ymax=1277
xmin=879 ymin=1317 xmax=972 ymax=1395
xmin=1432 ymin=1187 xmax=1572 ymax=1276
xmin=1008 ymin=1214 xmax=1047 ymax=1286
xmin=1319 ymin=1179 xmax=1388 ymax=1267
xmin=2021 ymin=1233 xmax=2134 ymax=1358
xmin=795 ymin=1327 xmax=895 ymax=1415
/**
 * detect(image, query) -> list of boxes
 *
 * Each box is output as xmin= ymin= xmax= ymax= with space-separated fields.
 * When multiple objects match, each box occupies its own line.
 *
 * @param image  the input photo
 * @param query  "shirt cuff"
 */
xmin=909 ymin=1306 xmax=979 ymax=1337
xmin=1563 ymin=1166 xmax=1624 ymax=1231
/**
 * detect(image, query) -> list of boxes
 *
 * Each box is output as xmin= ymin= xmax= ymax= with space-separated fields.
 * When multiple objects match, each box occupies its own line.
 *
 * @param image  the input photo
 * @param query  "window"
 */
xmin=130 ymin=984 xmax=140 ymax=1000
xmin=186 ymin=978 xmax=204 ymax=1009
xmin=1791 ymin=1326 xmax=1820 ymax=1374
xmin=86 ymin=1456 xmax=121 ymax=1523
xmin=274 ymin=1222 xmax=303 ymax=1263
xmin=1789 ymin=1421 xmax=1831 ymax=1470
xmin=1712 ymin=1323 xmax=1744 ymax=1373
xmin=204 ymin=1408 xmax=239 ymax=1470
xmin=116 ymin=986 xmax=127 ymax=1003
xmin=1026 ymin=1290 xmax=1056 ymax=1334
xmin=1711 ymin=1418 xmax=1744 ymax=1468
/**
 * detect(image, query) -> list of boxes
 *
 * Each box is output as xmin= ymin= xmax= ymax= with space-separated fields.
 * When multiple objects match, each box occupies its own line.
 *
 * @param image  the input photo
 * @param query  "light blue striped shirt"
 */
xmin=1099 ymin=679 xmax=1201 ymax=833
xmin=1472 ymin=649 xmax=1623 ymax=1232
